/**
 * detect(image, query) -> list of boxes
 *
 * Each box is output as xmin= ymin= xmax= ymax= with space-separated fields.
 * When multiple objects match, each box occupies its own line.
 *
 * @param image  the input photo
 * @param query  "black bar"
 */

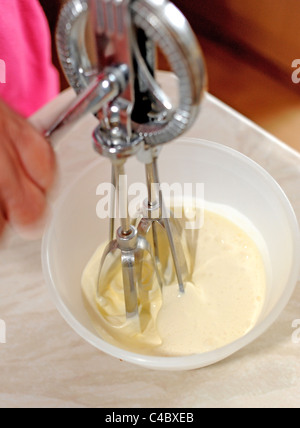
xmin=99 ymin=409 xmax=200 ymax=424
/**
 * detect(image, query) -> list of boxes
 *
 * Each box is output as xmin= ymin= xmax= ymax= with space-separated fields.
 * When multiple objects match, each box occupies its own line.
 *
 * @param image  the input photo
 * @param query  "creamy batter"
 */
xmin=81 ymin=204 xmax=267 ymax=356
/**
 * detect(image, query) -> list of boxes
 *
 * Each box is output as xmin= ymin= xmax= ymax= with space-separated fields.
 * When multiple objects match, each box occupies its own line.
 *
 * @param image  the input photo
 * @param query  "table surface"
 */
xmin=1 ymin=73 xmax=300 ymax=408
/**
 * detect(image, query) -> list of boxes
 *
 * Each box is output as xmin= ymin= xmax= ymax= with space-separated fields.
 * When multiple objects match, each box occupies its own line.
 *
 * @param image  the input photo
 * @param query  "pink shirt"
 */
xmin=0 ymin=0 xmax=59 ymax=117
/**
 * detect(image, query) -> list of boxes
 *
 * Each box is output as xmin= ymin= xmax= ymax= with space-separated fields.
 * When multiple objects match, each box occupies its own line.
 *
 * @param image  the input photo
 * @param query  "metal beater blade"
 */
xmin=138 ymin=150 xmax=188 ymax=293
xmin=96 ymin=159 xmax=163 ymax=322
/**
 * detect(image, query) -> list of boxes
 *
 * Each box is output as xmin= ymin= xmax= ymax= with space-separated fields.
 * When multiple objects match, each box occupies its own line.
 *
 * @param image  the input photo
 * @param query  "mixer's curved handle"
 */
xmin=56 ymin=0 xmax=207 ymax=146
xmin=56 ymin=0 xmax=92 ymax=93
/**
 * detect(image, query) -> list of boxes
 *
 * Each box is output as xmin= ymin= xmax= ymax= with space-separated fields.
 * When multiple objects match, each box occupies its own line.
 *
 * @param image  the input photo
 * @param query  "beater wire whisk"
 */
xmin=138 ymin=150 xmax=188 ymax=293
xmin=47 ymin=0 xmax=207 ymax=324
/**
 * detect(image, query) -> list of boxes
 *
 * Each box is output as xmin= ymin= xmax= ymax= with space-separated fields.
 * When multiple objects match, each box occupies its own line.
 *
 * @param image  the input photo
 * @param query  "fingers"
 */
xmin=0 ymin=147 xmax=47 ymax=229
xmin=0 ymin=100 xmax=56 ymax=237
xmin=5 ymin=109 xmax=56 ymax=193
xmin=0 ymin=207 xmax=6 ymax=237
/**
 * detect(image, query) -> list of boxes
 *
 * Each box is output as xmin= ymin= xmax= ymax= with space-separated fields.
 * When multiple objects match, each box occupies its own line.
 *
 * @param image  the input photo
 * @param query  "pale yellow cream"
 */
xmin=81 ymin=206 xmax=267 ymax=356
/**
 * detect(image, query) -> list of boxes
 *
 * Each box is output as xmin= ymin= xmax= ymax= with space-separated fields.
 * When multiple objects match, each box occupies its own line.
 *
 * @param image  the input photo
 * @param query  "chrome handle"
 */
xmin=45 ymin=66 xmax=128 ymax=145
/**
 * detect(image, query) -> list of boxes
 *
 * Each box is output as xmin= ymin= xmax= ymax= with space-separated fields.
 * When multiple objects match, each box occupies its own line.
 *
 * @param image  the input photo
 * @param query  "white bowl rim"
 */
xmin=42 ymin=138 xmax=300 ymax=370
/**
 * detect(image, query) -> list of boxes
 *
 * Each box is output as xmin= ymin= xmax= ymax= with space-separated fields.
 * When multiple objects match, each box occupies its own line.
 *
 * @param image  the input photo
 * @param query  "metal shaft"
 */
xmin=45 ymin=67 xmax=127 ymax=146
xmin=145 ymin=162 xmax=160 ymax=208
xmin=109 ymin=165 xmax=116 ymax=242
xmin=114 ymin=162 xmax=131 ymax=235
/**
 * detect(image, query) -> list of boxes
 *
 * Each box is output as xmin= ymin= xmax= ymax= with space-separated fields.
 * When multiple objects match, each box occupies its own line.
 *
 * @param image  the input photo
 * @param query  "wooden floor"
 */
xmin=196 ymin=38 xmax=300 ymax=152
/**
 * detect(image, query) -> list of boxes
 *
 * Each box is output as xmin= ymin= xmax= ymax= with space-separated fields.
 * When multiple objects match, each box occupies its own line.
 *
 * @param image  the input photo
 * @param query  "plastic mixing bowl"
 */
xmin=42 ymin=139 xmax=300 ymax=371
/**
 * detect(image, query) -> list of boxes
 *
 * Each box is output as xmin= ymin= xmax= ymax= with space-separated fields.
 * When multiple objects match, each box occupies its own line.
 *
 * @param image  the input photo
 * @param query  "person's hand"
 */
xmin=0 ymin=99 xmax=56 ymax=238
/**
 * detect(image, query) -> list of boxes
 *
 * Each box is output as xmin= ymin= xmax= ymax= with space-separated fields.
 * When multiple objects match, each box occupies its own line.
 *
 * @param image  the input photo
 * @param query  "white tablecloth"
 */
xmin=0 ymin=72 xmax=300 ymax=408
